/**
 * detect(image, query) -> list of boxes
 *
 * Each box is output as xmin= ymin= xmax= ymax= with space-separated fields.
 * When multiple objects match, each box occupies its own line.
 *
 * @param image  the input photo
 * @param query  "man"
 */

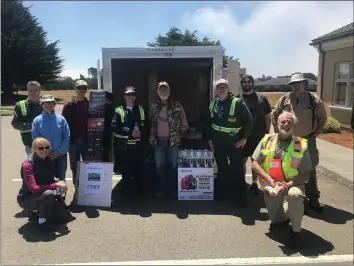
xmin=207 ymin=79 xmax=253 ymax=207
xmin=111 ymin=86 xmax=147 ymax=196
xmin=272 ymin=73 xmax=327 ymax=213
xmin=238 ymin=75 xmax=272 ymax=195
xmin=11 ymin=81 xmax=42 ymax=156
xmin=32 ymin=95 xmax=70 ymax=181
xmin=251 ymin=111 xmax=311 ymax=239
xmin=62 ymin=80 xmax=89 ymax=187
xmin=149 ymin=81 xmax=189 ymax=198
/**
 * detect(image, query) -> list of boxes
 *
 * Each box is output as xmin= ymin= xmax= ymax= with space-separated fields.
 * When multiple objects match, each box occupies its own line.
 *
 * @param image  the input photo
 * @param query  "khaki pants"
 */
xmin=264 ymin=185 xmax=305 ymax=233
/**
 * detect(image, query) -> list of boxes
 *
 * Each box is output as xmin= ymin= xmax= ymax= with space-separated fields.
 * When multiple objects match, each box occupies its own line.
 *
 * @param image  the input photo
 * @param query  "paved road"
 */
xmin=1 ymin=107 xmax=353 ymax=265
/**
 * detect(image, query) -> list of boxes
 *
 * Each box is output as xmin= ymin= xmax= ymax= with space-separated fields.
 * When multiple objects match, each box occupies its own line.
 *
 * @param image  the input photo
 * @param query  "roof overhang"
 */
xmin=309 ymin=34 xmax=354 ymax=52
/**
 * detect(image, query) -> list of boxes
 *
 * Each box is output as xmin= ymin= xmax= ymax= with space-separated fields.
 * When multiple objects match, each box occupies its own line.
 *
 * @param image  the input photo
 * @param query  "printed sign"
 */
xmin=76 ymin=162 xmax=113 ymax=207
xmin=178 ymin=168 xmax=214 ymax=200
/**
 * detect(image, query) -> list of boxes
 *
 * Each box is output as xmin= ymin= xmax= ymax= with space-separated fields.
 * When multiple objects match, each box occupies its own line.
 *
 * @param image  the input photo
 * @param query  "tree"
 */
xmin=88 ymin=67 xmax=97 ymax=79
xmin=79 ymin=74 xmax=85 ymax=80
xmin=148 ymin=27 xmax=237 ymax=68
xmin=302 ymin=72 xmax=317 ymax=81
xmin=1 ymin=0 xmax=64 ymax=100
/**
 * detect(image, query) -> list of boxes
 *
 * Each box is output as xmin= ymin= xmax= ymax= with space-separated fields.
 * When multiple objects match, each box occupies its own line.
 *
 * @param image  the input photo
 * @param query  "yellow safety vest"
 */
xmin=18 ymin=100 xmax=31 ymax=133
xmin=209 ymin=97 xmax=241 ymax=134
xmin=260 ymin=134 xmax=307 ymax=186
xmin=113 ymin=105 xmax=145 ymax=144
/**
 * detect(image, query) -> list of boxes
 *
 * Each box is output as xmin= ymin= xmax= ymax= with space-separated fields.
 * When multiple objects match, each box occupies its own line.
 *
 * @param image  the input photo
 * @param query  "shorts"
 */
xmin=242 ymin=134 xmax=264 ymax=158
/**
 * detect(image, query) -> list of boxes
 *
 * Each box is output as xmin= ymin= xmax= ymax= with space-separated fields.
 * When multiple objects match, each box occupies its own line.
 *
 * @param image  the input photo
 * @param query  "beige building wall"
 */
xmin=322 ymin=46 xmax=353 ymax=127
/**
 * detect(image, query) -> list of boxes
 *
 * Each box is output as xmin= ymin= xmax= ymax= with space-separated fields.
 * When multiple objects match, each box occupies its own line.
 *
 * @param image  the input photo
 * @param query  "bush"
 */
xmin=323 ymin=117 xmax=341 ymax=133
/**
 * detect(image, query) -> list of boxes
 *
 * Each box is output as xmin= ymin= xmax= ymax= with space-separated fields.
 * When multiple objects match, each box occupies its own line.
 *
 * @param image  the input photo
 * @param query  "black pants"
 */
xmin=18 ymin=190 xmax=56 ymax=218
xmin=115 ymin=146 xmax=144 ymax=194
xmin=214 ymin=145 xmax=246 ymax=200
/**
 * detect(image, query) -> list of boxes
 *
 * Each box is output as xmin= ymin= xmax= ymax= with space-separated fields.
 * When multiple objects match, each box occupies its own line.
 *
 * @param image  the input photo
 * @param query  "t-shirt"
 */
xmin=75 ymin=100 xmax=88 ymax=138
xmin=251 ymin=135 xmax=312 ymax=174
xmin=240 ymin=92 xmax=271 ymax=136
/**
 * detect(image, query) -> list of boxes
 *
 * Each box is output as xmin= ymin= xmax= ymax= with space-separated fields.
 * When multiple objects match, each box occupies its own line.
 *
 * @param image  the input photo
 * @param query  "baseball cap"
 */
xmin=40 ymin=95 xmax=56 ymax=104
xmin=215 ymin=79 xmax=228 ymax=88
xmin=124 ymin=86 xmax=136 ymax=94
xmin=158 ymin=81 xmax=170 ymax=89
xmin=75 ymin=80 xmax=88 ymax=87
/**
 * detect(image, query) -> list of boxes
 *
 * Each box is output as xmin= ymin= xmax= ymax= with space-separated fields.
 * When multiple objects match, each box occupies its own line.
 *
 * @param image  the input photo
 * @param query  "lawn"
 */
xmin=259 ymin=92 xmax=284 ymax=109
xmin=17 ymin=90 xmax=93 ymax=103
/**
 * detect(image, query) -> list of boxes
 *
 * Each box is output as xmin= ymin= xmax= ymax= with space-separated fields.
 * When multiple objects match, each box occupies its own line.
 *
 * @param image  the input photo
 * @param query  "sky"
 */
xmin=24 ymin=1 xmax=353 ymax=79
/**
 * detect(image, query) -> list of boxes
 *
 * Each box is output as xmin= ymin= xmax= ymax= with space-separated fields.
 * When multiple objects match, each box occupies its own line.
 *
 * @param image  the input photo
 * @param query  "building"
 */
xmin=254 ymin=76 xmax=317 ymax=92
xmin=310 ymin=22 xmax=354 ymax=127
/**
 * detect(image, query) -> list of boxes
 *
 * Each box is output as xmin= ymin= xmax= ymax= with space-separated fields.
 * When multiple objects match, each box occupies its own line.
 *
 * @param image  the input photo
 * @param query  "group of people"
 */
xmin=13 ymin=72 xmax=327 ymax=237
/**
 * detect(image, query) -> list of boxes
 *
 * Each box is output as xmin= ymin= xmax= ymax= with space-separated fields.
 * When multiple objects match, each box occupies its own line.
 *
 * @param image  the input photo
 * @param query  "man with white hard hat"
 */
xmin=272 ymin=73 xmax=327 ymax=213
xmin=206 ymin=78 xmax=253 ymax=207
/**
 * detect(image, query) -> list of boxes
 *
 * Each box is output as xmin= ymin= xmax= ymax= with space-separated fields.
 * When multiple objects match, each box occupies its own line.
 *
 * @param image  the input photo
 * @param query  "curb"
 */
xmin=318 ymin=163 xmax=353 ymax=191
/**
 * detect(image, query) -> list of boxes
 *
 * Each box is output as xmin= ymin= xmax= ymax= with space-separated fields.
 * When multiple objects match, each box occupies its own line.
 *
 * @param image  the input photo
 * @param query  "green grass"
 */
xmin=1 ymin=109 xmax=14 ymax=116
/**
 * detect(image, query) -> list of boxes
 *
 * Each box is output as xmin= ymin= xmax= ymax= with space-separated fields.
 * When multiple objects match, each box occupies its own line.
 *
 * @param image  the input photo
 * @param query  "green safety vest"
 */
xmin=209 ymin=97 xmax=241 ymax=135
xmin=260 ymin=134 xmax=308 ymax=182
xmin=113 ymin=105 xmax=145 ymax=149
xmin=18 ymin=100 xmax=31 ymax=133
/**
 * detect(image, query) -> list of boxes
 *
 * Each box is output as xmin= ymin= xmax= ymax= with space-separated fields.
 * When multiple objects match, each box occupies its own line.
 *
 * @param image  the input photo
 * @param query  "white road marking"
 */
xmin=12 ymin=174 xmax=253 ymax=181
xmin=56 ymin=254 xmax=354 ymax=265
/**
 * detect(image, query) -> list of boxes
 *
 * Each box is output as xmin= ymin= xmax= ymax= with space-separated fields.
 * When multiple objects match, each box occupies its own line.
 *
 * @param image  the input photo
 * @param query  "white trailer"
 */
xmin=101 ymin=46 xmax=240 ymax=128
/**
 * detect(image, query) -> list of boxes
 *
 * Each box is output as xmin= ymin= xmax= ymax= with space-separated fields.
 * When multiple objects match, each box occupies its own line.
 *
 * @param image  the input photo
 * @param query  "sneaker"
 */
xmin=309 ymin=199 xmax=323 ymax=213
xmin=28 ymin=210 xmax=39 ymax=221
xmin=37 ymin=222 xmax=56 ymax=233
xmin=250 ymin=183 xmax=259 ymax=195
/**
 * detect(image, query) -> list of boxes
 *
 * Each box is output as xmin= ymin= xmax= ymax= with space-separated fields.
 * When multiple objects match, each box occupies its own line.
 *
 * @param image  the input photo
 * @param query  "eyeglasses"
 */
xmin=126 ymin=93 xmax=136 ymax=97
xmin=37 ymin=146 xmax=50 ymax=151
xmin=290 ymin=81 xmax=303 ymax=86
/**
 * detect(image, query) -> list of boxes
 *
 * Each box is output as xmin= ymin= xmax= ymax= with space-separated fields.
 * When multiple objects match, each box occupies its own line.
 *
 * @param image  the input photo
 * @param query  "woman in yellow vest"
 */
xmin=251 ymin=111 xmax=312 ymax=239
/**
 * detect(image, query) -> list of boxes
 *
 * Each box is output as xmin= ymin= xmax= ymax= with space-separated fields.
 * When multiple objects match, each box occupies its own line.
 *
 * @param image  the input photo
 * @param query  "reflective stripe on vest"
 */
xmin=19 ymin=100 xmax=28 ymax=117
xmin=20 ymin=130 xmax=32 ymax=133
xmin=113 ymin=133 xmax=128 ymax=139
xmin=260 ymin=134 xmax=308 ymax=181
xmin=115 ymin=105 xmax=145 ymax=123
xmin=209 ymin=98 xmax=240 ymax=133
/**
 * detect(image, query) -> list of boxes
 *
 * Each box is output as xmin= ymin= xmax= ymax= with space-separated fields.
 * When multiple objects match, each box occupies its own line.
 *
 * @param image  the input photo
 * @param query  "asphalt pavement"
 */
xmin=1 ymin=105 xmax=353 ymax=265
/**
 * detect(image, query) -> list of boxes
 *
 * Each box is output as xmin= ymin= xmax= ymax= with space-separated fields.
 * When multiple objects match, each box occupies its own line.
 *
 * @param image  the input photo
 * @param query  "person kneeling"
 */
xmin=251 ymin=111 xmax=311 ymax=238
xmin=17 ymin=137 xmax=68 ymax=232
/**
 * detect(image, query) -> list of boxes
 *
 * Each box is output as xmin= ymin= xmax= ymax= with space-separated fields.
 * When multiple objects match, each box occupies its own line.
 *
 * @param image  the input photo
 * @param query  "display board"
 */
xmin=76 ymin=161 xmax=113 ymax=207
xmin=177 ymin=149 xmax=214 ymax=200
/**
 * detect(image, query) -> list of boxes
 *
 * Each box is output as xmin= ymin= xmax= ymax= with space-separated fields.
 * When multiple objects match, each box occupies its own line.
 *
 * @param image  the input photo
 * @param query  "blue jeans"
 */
xmin=69 ymin=138 xmax=87 ymax=185
xmin=154 ymin=140 xmax=178 ymax=192
xmin=54 ymin=154 xmax=68 ymax=181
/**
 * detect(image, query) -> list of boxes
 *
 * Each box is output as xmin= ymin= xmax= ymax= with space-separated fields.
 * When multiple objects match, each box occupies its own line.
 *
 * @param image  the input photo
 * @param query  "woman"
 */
xmin=149 ymin=81 xmax=189 ymax=197
xmin=17 ymin=137 xmax=68 ymax=232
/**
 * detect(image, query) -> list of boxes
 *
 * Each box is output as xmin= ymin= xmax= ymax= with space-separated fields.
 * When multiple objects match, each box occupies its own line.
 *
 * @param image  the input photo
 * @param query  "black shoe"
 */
xmin=250 ymin=183 xmax=259 ymax=195
xmin=28 ymin=210 xmax=39 ymax=221
xmin=309 ymin=199 xmax=323 ymax=213
xmin=37 ymin=222 xmax=56 ymax=233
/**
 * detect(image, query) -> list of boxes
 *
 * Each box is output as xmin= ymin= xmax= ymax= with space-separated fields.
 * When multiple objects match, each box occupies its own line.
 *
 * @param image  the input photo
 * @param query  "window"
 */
xmin=334 ymin=62 xmax=354 ymax=107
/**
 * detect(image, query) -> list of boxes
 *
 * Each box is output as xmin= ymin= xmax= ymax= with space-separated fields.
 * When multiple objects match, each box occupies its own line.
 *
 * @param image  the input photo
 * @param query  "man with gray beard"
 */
xmin=251 ymin=111 xmax=311 ymax=240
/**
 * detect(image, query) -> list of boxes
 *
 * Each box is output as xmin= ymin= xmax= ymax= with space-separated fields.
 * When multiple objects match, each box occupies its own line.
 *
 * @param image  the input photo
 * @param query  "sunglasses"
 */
xmin=76 ymin=86 xmax=88 ymax=90
xmin=242 ymin=80 xmax=252 ymax=84
xmin=37 ymin=146 xmax=50 ymax=151
xmin=126 ymin=93 xmax=136 ymax=97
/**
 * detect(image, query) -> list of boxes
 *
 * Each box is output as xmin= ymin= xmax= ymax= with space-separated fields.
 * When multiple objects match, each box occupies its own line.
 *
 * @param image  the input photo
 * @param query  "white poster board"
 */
xmin=178 ymin=168 xmax=214 ymax=200
xmin=77 ymin=161 xmax=113 ymax=207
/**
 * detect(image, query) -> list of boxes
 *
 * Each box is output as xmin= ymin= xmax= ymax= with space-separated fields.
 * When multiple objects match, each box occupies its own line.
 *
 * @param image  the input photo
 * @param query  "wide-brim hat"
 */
xmin=40 ymin=95 xmax=56 ymax=104
xmin=287 ymin=74 xmax=308 ymax=85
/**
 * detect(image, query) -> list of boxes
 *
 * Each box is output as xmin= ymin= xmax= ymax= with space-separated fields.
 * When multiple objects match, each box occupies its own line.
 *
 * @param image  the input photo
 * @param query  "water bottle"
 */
xmin=134 ymin=122 xmax=140 ymax=132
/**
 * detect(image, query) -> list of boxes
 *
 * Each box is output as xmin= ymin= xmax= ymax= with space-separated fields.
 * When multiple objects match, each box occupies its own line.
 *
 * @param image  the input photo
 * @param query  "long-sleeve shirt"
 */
xmin=272 ymin=92 xmax=327 ymax=138
xmin=22 ymin=160 xmax=57 ymax=194
xmin=32 ymin=111 xmax=70 ymax=154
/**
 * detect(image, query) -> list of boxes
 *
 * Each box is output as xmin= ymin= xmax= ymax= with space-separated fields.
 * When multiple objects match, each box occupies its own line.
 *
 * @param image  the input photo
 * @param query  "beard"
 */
xmin=279 ymin=126 xmax=292 ymax=137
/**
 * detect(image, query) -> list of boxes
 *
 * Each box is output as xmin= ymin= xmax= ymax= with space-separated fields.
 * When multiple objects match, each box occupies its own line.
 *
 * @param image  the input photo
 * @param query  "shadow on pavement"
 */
xmin=306 ymin=204 xmax=354 ymax=224
xmin=18 ymin=221 xmax=71 ymax=242
xmin=67 ymin=195 xmax=100 ymax=219
xmin=265 ymin=223 xmax=334 ymax=257
xmin=99 ymin=184 xmax=269 ymax=225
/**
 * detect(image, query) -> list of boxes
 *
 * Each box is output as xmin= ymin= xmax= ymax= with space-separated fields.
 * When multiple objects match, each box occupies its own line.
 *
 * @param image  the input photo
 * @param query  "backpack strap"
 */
xmin=308 ymin=92 xmax=318 ymax=130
